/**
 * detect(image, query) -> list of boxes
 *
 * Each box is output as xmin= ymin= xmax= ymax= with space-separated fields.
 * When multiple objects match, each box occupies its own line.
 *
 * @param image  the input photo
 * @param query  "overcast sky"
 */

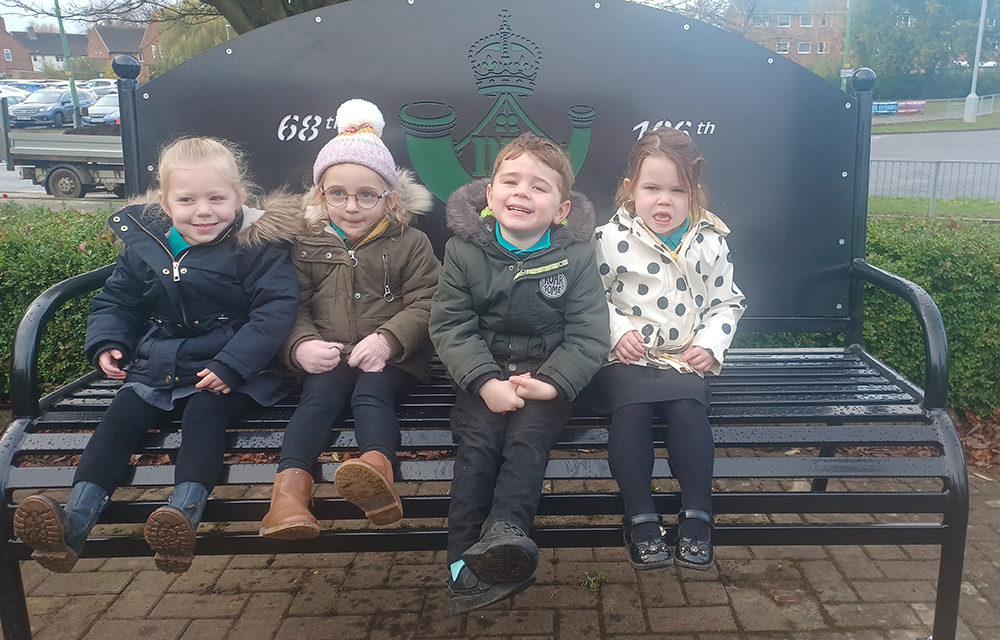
xmin=3 ymin=12 xmax=88 ymax=34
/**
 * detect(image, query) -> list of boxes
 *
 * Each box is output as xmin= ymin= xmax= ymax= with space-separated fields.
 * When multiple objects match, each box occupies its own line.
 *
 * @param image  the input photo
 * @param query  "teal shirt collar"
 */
xmin=656 ymin=218 xmax=690 ymax=251
xmin=167 ymin=227 xmax=191 ymax=257
xmin=495 ymin=224 xmax=551 ymax=255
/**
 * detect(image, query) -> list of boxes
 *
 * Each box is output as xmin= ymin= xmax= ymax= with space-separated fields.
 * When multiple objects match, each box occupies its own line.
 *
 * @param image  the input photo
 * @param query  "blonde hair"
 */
xmin=492 ymin=133 xmax=574 ymax=201
xmin=615 ymin=128 xmax=707 ymax=222
xmin=155 ymin=137 xmax=256 ymax=204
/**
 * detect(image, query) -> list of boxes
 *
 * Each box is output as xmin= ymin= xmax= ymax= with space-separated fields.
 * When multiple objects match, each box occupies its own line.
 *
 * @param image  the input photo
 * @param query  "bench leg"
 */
xmin=809 ymin=444 xmax=836 ymax=492
xmin=0 ymin=554 xmax=32 ymax=640
xmin=928 ymin=531 xmax=965 ymax=640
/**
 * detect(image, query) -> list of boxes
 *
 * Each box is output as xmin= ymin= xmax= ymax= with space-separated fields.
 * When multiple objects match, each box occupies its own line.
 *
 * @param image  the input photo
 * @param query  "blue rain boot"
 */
xmin=143 ymin=482 xmax=208 ymax=573
xmin=13 ymin=481 xmax=109 ymax=572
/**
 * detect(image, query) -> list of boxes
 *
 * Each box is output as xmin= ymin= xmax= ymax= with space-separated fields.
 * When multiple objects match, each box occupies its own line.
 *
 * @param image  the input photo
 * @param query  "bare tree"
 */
xmin=0 ymin=0 xmax=351 ymax=34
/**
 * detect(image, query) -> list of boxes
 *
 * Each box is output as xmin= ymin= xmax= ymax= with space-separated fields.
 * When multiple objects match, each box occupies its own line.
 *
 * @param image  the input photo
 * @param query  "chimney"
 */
xmin=27 ymin=26 xmax=38 ymax=40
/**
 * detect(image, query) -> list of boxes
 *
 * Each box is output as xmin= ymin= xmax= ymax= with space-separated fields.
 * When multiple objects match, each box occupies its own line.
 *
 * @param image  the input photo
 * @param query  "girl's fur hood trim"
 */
xmin=302 ymin=167 xmax=433 ymax=234
xmin=127 ymin=189 xmax=303 ymax=246
xmin=445 ymin=178 xmax=595 ymax=244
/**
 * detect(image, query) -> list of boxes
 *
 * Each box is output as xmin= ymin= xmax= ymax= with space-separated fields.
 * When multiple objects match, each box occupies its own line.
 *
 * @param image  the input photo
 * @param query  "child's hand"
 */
xmin=97 ymin=349 xmax=127 ymax=380
xmin=479 ymin=378 xmax=525 ymax=414
xmin=348 ymin=333 xmax=391 ymax=373
xmin=195 ymin=368 xmax=231 ymax=394
xmin=613 ymin=330 xmax=646 ymax=364
xmin=509 ymin=373 xmax=558 ymax=401
xmin=295 ymin=339 xmax=344 ymax=374
xmin=679 ymin=346 xmax=717 ymax=373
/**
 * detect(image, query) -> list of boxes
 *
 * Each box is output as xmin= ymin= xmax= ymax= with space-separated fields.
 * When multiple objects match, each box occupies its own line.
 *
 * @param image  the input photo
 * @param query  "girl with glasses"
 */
xmin=259 ymin=99 xmax=440 ymax=538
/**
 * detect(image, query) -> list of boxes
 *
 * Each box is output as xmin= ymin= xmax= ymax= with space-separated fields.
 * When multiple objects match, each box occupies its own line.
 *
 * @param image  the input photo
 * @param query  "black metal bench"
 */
xmin=0 ymin=2 xmax=968 ymax=639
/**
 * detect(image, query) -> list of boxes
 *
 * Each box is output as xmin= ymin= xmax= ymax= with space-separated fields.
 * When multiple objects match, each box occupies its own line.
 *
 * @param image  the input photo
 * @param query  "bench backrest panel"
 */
xmin=130 ymin=0 xmax=862 ymax=330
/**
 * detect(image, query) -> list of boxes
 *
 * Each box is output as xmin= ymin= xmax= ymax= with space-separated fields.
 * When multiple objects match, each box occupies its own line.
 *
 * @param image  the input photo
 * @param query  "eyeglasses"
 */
xmin=322 ymin=187 xmax=389 ymax=209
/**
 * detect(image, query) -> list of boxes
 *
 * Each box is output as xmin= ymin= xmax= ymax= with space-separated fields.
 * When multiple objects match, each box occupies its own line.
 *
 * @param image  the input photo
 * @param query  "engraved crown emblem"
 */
xmin=467 ymin=9 xmax=541 ymax=96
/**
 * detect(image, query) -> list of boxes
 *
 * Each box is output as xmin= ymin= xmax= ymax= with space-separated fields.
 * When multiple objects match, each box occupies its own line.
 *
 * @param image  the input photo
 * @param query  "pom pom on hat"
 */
xmin=335 ymin=99 xmax=385 ymax=137
xmin=312 ymin=98 xmax=399 ymax=188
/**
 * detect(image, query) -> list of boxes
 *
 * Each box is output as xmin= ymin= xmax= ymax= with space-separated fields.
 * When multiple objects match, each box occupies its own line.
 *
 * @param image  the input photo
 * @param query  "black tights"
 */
xmin=74 ymin=387 xmax=250 ymax=494
xmin=608 ymin=399 xmax=714 ymax=522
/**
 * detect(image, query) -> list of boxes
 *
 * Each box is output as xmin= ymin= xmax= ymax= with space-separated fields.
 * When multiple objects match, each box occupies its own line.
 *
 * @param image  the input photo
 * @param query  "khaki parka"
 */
xmin=282 ymin=172 xmax=440 ymax=382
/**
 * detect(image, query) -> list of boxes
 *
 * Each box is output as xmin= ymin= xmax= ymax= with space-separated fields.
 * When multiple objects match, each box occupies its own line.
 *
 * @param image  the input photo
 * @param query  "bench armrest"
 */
xmin=851 ymin=258 xmax=948 ymax=409
xmin=10 ymin=264 xmax=114 ymax=419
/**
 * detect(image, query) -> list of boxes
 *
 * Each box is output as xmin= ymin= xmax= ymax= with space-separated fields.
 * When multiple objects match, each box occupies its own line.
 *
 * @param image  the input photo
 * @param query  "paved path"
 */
xmin=6 ymin=471 xmax=999 ymax=640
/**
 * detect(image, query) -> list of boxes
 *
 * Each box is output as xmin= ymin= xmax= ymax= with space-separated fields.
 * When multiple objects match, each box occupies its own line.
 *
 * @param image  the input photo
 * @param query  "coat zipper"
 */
xmin=382 ymin=254 xmax=394 ymax=302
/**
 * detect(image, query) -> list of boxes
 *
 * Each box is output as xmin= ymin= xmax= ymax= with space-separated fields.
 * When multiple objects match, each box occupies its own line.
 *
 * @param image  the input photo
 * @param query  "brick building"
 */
xmin=729 ymin=0 xmax=848 ymax=68
xmin=0 ymin=17 xmax=32 ymax=77
xmin=3 ymin=23 xmax=87 ymax=76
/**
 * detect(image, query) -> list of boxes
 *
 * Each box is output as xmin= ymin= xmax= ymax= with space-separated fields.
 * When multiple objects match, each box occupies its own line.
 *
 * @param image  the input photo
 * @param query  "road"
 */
xmin=871 ymin=129 xmax=1000 ymax=162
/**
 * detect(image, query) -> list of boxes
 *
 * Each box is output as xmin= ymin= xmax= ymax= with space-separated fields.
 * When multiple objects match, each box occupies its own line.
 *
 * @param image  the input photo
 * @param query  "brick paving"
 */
xmin=6 ymin=471 xmax=999 ymax=640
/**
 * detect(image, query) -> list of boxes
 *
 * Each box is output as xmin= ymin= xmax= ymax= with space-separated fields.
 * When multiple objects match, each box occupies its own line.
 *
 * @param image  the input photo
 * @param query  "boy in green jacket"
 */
xmin=430 ymin=133 xmax=609 ymax=614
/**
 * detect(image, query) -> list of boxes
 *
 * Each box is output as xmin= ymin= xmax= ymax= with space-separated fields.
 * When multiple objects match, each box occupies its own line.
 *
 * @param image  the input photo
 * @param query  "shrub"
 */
xmin=0 ymin=202 xmax=118 ymax=402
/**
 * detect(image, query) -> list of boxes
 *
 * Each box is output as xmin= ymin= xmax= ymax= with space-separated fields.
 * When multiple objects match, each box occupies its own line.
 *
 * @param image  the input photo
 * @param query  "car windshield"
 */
xmin=24 ymin=90 xmax=62 ymax=104
xmin=94 ymin=94 xmax=118 ymax=107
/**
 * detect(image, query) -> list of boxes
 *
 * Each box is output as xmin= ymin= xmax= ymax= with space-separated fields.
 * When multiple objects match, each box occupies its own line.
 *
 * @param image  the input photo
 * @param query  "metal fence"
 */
xmin=872 ymin=94 xmax=999 ymax=123
xmin=870 ymin=160 xmax=1000 ymax=215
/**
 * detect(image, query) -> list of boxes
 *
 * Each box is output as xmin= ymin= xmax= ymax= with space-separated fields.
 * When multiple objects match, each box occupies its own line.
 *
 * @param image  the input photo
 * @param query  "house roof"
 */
xmin=10 ymin=30 xmax=88 ymax=57
xmin=95 ymin=26 xmax=145 ymax=54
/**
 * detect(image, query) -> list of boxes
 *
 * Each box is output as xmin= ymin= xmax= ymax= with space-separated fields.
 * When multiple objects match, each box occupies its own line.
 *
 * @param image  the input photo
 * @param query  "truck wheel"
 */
xmin=53 ymin=112 xmax=64 ymax=128
xmin=47 ymin=168 xmax=84 ymax=199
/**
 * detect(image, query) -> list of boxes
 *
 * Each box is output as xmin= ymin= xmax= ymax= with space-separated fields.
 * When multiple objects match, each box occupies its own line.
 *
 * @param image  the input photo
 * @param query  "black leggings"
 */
xmin=607 ymin=399 xmax=714 ymax=518
xmin=74 ymin=387 xmax=250 ymax=494
xmin=277 ymin=362 xmax=417 ymax=474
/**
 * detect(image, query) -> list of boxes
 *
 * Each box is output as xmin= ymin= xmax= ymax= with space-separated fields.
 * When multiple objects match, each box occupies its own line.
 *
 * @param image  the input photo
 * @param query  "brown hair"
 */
xmin=492 ymin=132 xmax=574 ymax=200
xmin=615 ymin=128 xmax=707 ymax=222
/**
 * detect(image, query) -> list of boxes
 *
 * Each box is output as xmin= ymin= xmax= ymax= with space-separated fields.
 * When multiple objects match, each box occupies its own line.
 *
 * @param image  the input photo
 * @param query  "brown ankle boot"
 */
xmin=334 ymin=451 xmax=403 ymax=525
xmin=259 ymin=468 xmax=320 ymax=539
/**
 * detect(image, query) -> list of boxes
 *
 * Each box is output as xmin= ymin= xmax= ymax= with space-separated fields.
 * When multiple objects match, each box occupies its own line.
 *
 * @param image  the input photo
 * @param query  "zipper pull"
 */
xmin=172 ymin=261 xmax=181 ymax=282
xmin=382 ymin=254 xmax=394 ymax=302
xmin=348 ymin=249 xmax=358 ymax=267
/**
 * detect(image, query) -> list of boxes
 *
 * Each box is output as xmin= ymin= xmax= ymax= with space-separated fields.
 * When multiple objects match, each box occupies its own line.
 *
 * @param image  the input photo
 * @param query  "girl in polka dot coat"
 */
xmin=586 ymin=128 xmax=745 ymax=573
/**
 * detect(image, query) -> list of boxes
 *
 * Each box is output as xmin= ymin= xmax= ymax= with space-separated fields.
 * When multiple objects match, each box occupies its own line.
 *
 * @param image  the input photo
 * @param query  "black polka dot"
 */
xmin=715 ymin=276 xmax=725 ymax=287
xmin=638 ymin=284 xmax=649 ymax=295
xmin=647 ymin=262 xmax=660 ymax=274
xmin=726 ymin=251 xmax=733 ymax=263
xmin=643 ymin=335 xmax=650 ymax=343
xmin=616 ymin=281 xmax=624 ymax=293
xmin=696 ymin=324 xmax=705 ymax=331
xmin=656 ymin=335 xmax=665 ymax=346
xmin=702 ymin=275 xmax=708 ymax=282
xmin=641 ymin=324 xmax=654 ymax=335
xmin=657 ymin=297 xmax=669 ymax=309
xmin=617 ymin=240 xmax=629 ymax=253
xmin=617 ymin=224 xmax=629 ymax=232
xmin=695 ymin=295 xmax=704 ymax=306
xmin=711 ymin=298 xmax=721 ymax=306
xmin=675 ymin=303 xmax=685 ymax=316
xmin=696 ymin=233 xmax=704 ymax=243
xmin=616 ymin=265 xmax=628 ymax=275
xmin=595 ymin=230 xmax=603 ymax=239
xmin=695 ymin=262 xmax=702 ymax=274
xmin=632 ymin=306 xmax=642 ymax=316
xmin=599 ymin=263 xmax=610 ymax=276
xmin=669 ymin=328 xmax=679 ymax=340
xmin=722 ymin=323 xmax=732 ymax=334
xmin=614 ymin=308 xmax=626 ymax=316
xmin=706 ymin=348 xmax=715 ymax=357
xmin=676 ymin=278 xmax=687 ymax=291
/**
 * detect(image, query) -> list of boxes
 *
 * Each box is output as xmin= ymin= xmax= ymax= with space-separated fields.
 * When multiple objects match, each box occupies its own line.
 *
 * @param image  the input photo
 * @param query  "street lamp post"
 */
xmin=53 ymin=0 xmax=82 ymax=128
xmin=964 ymin=0 xmax=989 ymax=123
xmin=841 ymin=0 xmax=852 ymax=91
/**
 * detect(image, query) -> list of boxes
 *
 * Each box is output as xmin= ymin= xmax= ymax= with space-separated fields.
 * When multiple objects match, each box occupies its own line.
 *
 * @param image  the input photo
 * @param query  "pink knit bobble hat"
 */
xmin=311 ymin=98 xmax=400 ymax=189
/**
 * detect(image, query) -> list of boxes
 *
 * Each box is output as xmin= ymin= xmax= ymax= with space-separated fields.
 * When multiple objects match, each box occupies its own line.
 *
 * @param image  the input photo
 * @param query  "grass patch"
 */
xmin=868 ymin=196 xmax=1000 ymax=219
xmin=872 ymin=111 xmax=1000 ymax=134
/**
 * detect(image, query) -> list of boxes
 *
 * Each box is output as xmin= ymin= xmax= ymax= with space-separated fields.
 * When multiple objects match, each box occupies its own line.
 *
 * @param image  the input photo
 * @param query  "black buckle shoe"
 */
xmin=675 ymin=509 xmax=714 ymax=571
xmin=461 ymin=520 xmax=538 ymax=583
xmin=622 ymin=513 xmax=673 ymax=570
xmin=447 ymin=565 xmax=536 ymax=615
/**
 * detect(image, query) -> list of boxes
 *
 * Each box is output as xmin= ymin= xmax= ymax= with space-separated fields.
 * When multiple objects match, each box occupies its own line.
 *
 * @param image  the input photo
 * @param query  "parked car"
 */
xmin=3 ymin=93 xmax=26 ymax=116
xmin=6 ymin=81 xmax=45 ymax=93
xmin=85 ymin=78 xmax=117 ymax=96
xmin=82 ymin=93 xmax=119 ymax=125
xmin=9 ymin=88 xmax=97 ymax=128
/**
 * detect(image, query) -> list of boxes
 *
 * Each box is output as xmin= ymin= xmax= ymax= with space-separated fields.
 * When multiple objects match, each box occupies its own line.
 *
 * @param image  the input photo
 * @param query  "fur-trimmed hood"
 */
xmin=302 ymin=167 xmax=433 ymax=235
xmin=445 ymin=178 xmax=596 ymax=247
xmin=118 ymin=189 xmax=304 ymax=247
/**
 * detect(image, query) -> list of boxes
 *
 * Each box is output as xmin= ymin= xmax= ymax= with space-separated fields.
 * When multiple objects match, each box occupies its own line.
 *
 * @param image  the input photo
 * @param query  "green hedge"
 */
xmin=0 ymin=202 xmax=119 ymax=402
xmin=2 ymin=205 xmax=998 ymax=416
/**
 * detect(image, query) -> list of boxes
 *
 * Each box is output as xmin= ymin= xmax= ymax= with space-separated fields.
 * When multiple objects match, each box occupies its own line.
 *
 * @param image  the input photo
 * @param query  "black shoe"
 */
xmin=461 ymin=520 xmax=538 ymax=583
xmin=622 ymin=513 xmax=673 ymax=570
xmin=674 ymin=509 xmax=714 ymax=571
xmin=447 ymin=565 xmax=536 ymax=615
